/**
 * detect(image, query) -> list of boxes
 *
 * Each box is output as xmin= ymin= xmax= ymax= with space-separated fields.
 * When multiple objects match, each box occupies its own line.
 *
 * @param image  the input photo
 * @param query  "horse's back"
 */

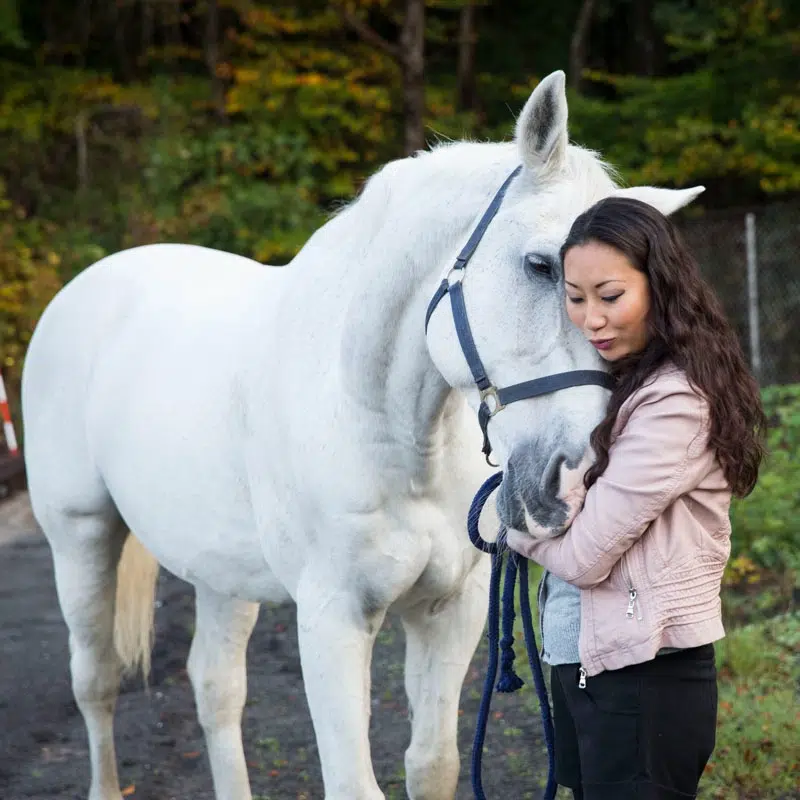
xmin=23 ymin=244 xmax=283 ymax=584
xmin=25 ymin=242 xmax=268 ymax=383
xmin=24 ymin=243 xmax=269 ymax=442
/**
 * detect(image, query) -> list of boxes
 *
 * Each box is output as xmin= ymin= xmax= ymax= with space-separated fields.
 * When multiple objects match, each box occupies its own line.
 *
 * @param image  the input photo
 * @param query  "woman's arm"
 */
xmin=506 ymin=381 xmax=711 ymax=588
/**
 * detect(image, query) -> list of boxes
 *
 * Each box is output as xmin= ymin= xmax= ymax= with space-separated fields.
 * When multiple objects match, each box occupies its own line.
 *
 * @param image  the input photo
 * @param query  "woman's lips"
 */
xmin=591 ymin=338 xmax=615 ymax=351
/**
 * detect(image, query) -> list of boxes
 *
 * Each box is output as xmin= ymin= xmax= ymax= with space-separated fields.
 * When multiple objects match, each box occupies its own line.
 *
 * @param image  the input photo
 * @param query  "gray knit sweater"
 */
xmin=538 ymin=570 xmax=581 ymax=665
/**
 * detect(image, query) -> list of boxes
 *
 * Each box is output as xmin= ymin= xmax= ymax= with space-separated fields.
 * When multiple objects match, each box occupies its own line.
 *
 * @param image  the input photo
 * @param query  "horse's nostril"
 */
xmin=498 ymin=447 xmax=571 ymax=532
xmin=540 ymin=451 xmax=567 ymax=502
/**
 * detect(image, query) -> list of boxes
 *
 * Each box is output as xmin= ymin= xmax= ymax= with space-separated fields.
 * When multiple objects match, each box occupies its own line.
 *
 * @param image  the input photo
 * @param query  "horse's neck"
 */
xmin=339 ymin=262 xmax=476 ymax=488
xmin=301 ymin=149 xmax=518 ymax=484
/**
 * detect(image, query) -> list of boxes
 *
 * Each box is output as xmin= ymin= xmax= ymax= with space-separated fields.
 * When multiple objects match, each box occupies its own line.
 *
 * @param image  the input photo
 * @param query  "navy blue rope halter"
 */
xmin=424 ymin=167 xmax=614 ymax=798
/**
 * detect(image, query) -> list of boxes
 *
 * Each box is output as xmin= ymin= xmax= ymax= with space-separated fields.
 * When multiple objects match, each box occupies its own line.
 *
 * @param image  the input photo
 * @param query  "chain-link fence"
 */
xmin=679 ymin=202 xmax=800 ymax=387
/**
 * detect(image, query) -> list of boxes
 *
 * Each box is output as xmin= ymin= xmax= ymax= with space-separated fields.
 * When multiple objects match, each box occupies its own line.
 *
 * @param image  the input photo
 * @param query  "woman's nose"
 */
xmin=585 ymin=302 xmax=606 ymax=331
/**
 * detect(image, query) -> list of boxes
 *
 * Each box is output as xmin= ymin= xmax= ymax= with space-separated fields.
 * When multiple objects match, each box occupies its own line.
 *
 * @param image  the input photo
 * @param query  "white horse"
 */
xmin=21 ymin=71 xmax=702 ymax=800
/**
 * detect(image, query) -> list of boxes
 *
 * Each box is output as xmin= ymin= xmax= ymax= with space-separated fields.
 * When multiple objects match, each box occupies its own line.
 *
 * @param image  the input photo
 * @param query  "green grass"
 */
xmin=698 ymin=611 xmax=799 ymax=799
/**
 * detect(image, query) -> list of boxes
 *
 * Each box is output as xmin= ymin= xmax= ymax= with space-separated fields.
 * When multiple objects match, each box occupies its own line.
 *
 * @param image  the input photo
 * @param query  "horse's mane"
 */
xmin=335 ymin=139 xmax=617 ymax=239
xmin=294 ymin=139 xmax=618 ymax=276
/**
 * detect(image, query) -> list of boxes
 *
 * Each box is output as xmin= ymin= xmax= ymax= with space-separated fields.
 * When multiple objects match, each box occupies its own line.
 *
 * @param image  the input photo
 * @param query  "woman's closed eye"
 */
xmin=567 ymin=293 xmax=623 ymax=305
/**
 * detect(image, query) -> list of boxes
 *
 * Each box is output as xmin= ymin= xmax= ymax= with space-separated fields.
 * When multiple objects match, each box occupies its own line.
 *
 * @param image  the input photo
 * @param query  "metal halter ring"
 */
xmin=479 ymin=386 xmax=504 ymax=417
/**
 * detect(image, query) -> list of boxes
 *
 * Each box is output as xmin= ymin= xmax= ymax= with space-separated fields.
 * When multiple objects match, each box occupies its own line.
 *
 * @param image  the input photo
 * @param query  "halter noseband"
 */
xmin=425 ymin=166 xmax=615 ymax=464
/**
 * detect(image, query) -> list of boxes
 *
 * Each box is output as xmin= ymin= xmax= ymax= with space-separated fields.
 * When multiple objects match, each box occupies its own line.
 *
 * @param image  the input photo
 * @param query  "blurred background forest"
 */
xmin=0 ymin=0 xmax=798 ymax=381
xmin=0 ymin=3 xmax=797 ymax=795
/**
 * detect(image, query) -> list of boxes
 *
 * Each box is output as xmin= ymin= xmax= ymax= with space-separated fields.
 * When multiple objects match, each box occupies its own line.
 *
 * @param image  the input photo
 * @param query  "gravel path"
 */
xmin=0 ymin=492 xmax=556 ymax=800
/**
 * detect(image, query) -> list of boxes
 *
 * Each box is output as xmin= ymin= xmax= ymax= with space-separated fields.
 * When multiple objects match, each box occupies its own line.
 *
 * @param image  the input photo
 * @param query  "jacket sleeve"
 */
xmin=506 ymin=382 xmax=710 ymax=589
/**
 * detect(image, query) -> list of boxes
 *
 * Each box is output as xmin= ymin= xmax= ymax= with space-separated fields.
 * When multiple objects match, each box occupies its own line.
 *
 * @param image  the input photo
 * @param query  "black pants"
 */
xmin=551 ymin=645 xmax=717 ymax=800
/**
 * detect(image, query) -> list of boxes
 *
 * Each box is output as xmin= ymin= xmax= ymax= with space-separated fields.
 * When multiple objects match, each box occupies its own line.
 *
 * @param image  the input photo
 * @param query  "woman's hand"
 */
xmin=562 ymin=477 xmax=588 ymax=527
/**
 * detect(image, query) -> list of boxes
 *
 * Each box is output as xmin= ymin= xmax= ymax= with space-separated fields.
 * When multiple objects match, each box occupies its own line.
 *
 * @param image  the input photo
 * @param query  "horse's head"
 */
xmin=425 ymin=70 xmax=703 ymax=535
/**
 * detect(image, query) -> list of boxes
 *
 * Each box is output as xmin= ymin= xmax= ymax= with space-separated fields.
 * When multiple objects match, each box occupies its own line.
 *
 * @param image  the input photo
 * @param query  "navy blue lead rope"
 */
xmin=467 ymin=472 xmax=557 ymax=800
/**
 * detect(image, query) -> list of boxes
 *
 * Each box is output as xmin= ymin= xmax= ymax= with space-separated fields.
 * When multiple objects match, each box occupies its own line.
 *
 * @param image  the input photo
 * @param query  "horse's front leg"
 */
xmin=400 ymin=561 xmax=491 ymax=800
xmin=296 ymin=571 xmax=387 ymax=800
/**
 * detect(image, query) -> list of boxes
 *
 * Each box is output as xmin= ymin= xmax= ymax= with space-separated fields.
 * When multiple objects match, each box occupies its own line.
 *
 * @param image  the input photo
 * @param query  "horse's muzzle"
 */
xmin=496 ymin=441 xmax=589 ymax=537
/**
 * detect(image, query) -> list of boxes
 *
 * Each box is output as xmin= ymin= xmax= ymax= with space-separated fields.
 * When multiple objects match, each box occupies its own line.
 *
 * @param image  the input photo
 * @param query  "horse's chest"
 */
xmin=401 ymin=498 xmax=485 ymax=602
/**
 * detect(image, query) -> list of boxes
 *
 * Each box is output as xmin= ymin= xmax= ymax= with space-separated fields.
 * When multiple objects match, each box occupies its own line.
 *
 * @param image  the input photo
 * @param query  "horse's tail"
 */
xmin=114 ymin=533 xmax=160 ymax=681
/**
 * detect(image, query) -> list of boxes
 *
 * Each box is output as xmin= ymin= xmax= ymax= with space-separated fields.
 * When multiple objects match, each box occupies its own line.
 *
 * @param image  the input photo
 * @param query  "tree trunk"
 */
xmin=400 ymin=0 xmax=426 ymax=154
xmin=337 ymin=0 xmax=426 ymax=155
xmin=457 ymin=0 xmax=477 ymax=113
xmin=78 ymin=0 xmax=92 ymax=67
xmin=43 ymin=0 xmax=60 ymax=62
xmin=204 ymin=0 xmax=227 ymax=119
xmin=632 ymin=0 xmax=655 ymax=76
xmin=569 ymin=0 xmax=597 ymax=92
xmin=75 ymin=112 xmax=89 ymax=196
xmin=111 ymin=0 xmax=133 ymax=81
xmin=141 ymin=0 xmax=155 ymax=58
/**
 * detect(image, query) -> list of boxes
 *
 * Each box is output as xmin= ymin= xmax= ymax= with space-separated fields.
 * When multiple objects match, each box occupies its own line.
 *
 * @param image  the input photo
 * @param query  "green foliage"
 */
xmin=0 ymin=182 xmax=61 ymax=397
xmin=568 ymin=0 xmax=800 ymax=197
xmin=0 ymin=0 xmax=25 ymax=48
xmin=730 ymin=384 xmax=800 ymax=576
xmin=226 ymin=4 xmax=397 ymax=196
xmin=134 ymin=114 xmax=327 ymax=263
xmin=0 ymin=0 xmax=797 ymax=400
xmin=699 ymin=613 xmax=800 ymax=799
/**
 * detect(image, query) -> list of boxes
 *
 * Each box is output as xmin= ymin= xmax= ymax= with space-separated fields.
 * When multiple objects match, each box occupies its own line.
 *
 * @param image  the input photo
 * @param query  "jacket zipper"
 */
xmin=626 ymin=588 xmax=640 ymax=619
xmin=577 ymin=555 xmax=641 ymax=690
xmin=537 ymin=570 xmax=547 ymax=658
xmin=577 ymin=666 xmax=587 ymax=689
xmin=623 ymin=554 xmax=643 ymax=621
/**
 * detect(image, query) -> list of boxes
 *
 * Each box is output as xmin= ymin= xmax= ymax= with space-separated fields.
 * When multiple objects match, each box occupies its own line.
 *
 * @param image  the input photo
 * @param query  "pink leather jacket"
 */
xmin=508 ymin=365 xmax=732 ymax=677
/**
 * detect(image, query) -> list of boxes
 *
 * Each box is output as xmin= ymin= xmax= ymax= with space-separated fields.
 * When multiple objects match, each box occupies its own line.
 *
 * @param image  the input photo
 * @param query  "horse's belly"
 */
xmin=105 ymin=461 xmax=291 ymax=603
xmin=145 ymin=521 xmax=291 ymax=604
xmin=91 ymin=367 xmax=294 ymax=603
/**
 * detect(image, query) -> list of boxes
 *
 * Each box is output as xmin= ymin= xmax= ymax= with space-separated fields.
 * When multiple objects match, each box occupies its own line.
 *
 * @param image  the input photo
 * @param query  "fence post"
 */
xmin=745 ymin=212 xmax=762 ymax=383
xmin=0 ymin=369 xmax=19 ymax=455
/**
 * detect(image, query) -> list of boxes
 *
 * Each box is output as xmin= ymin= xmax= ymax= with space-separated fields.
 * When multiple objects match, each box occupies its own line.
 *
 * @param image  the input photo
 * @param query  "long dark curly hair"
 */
xmin=562 ymin=197 xmax=766 ymax=498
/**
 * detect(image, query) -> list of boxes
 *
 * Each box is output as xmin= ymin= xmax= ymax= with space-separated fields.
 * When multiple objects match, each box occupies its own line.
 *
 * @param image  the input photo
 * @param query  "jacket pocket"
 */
xmin=653 ymin=501 xmax=704 ymax=569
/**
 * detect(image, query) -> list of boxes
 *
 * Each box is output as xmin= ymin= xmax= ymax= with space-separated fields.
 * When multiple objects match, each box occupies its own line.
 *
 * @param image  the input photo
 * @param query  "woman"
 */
xmin=506 ymin=197 xmax=766 ymax=800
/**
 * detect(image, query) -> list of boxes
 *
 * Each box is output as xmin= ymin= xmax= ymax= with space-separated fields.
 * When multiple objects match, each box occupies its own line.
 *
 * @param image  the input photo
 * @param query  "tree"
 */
xmin=0 ymin=0 xmax=25 ymax=48
xmin=203 ymin=0 xmax=227 ymax=120
xmin=569 ymin=0 xmax=800 ymax=202
xmin=400 ymin=0 xmax=425 ymax=152
xmin=456 ymin=0 xmax=477 ymax=112
xmin=632 ymin=0 xmax=655 ymax=77
xmin=569 ymin=0 xmax=596 ymax=91
xmin=337 ymin=0 xmax=426 ymax=155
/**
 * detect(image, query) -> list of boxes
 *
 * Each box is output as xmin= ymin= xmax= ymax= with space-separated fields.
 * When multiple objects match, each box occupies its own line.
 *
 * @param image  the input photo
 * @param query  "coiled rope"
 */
xmin=466 ymin=472 xmax=557 ymax=800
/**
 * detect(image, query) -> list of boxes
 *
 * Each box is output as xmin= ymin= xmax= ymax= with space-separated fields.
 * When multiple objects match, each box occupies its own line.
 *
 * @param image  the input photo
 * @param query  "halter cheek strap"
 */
xmin=425 ymin=166 xmax=615 ymax=463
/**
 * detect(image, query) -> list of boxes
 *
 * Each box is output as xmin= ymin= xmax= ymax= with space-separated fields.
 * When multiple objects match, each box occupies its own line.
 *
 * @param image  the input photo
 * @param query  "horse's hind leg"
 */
xmin=46 ymin=508 xmax=128 ymax=800
xmin=187 ymin=583 xmax=259 ymax=800
xmin=400 ymin=565 xmax=490 ymax=800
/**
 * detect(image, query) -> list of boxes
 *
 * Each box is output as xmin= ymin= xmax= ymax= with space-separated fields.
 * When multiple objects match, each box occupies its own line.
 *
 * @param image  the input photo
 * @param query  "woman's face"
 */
xmin=563 ymin=240 xmax=651 ymax=361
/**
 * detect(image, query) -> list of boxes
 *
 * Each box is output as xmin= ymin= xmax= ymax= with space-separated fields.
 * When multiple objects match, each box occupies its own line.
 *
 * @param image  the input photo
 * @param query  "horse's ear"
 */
xmin=515 ymin=71 xmax=568 ymax=173
xmin=612 ymin=185 xmax=705 ymax=216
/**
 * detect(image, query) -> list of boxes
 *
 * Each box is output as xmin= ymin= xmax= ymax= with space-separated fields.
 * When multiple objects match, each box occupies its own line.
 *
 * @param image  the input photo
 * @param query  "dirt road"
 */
xmin=0 ymin=492 xmax=551 ymax=799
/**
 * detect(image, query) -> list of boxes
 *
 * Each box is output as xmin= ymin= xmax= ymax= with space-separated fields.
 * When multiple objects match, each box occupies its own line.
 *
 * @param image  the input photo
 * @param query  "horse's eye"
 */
xmin=525 ymin=254 xmax=553 ymax=279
